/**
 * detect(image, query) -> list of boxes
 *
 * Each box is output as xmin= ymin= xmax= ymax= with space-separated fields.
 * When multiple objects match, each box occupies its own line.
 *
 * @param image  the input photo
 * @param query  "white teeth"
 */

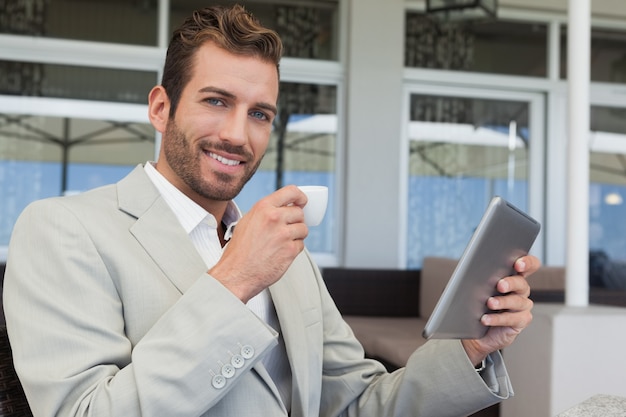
xmin=209 ymin=152 xmax=241 ymax=166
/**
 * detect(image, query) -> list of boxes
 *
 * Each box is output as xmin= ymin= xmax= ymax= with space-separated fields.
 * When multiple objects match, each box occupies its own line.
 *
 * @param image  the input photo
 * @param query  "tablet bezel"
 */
xmin=422 ymin=196 xmax=541 ymax=340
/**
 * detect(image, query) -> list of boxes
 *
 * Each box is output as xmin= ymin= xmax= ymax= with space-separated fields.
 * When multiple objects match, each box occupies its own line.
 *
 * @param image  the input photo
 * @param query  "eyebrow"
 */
xmin=199 ymin=86 xmax=278 ymax=116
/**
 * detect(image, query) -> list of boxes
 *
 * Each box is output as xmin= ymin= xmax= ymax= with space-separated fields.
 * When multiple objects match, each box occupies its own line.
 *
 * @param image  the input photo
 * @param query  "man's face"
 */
xmin=158 ymin=42 xmax=279 ymax=203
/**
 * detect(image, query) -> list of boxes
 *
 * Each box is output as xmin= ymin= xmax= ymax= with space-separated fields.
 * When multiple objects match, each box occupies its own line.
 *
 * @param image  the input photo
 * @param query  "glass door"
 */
xmin=401 ymin=84 xmax=544 ymax=268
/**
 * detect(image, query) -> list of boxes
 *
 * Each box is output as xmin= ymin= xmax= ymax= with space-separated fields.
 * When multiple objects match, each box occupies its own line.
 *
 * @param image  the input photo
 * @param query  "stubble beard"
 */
xmin=163 ymin=120 xmax=263 ymax=201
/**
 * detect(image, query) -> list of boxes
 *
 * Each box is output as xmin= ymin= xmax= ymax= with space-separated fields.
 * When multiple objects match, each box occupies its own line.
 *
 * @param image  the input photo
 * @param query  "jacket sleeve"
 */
xmin=3 ymin=198 xmax=280 ymax=417
xmin=305 ymin=252 xmax=512 ymax=417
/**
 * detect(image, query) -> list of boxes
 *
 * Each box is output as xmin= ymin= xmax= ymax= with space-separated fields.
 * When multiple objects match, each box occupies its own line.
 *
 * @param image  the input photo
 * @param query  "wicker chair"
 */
xmin=0 ymin=326 xmax=32 ymax=417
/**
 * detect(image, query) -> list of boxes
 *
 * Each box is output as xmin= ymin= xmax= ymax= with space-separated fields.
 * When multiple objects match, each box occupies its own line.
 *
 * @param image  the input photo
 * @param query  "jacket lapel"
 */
xmin=270 ymin=270 xmax=310 ymax=417
xmin=252 ymin=362 xmax=290 ymax=415
xmin=116 ymin=165 xmax=207 ymax=294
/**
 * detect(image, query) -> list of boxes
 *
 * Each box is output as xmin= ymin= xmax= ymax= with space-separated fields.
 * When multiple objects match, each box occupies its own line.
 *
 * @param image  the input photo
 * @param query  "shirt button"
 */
xmin=240 ymin=345 xmax=255 ymax=359
xmin=212 ymin=374 xmax=226 ymax=389
xmin=231 ymin=354 xmax=245 ymax=369
xmin=221 ymin=364 xmax=235 ymax=378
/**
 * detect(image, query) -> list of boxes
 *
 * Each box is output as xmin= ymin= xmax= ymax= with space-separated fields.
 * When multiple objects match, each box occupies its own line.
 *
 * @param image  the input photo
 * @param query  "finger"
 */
xmin=514 ymin=254 xmax=541 ymax=275
xmin=290 ymin=222 xmax=309 ymax=241
xmin=283 ymin=204 xmax=307 ymax=225
xmin=481 ymin=308 xmax=533 ymax=330
xmin=496 ymin=275 xmax=530 ymax=296
xmin=272 ymin=185 xmax=308 ymax=208
xmin=487 ymin=292 xmax=533 ymax=313
xmin=247 ymin=195 xmax=306 ymax=230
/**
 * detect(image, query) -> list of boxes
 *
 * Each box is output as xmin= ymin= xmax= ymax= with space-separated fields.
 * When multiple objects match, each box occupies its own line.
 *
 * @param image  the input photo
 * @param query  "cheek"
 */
xmin=249 ymin=127 xmax=272 ymax=156
xmin=184 ymin=117 xmax=221 ymax=146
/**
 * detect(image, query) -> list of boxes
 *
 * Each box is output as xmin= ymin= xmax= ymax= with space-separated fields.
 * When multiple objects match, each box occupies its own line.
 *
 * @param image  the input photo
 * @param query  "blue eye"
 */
xmin=250 ymin=110 xmax=268 ymax=121
xmin=207 ymin=98 xmax=225 ymax=106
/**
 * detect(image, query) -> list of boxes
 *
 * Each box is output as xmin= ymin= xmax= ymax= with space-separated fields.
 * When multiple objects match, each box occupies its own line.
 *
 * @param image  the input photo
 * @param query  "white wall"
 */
xmin=343 ymin=0 xmax=405 ymax=268
xmin=501 ymin=303 xmax=626 ymax=417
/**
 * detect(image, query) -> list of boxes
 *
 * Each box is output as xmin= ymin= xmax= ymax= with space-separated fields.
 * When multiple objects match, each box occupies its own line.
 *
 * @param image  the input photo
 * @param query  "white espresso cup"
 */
xmin=297 ymin=185 xmax=328 ymax=227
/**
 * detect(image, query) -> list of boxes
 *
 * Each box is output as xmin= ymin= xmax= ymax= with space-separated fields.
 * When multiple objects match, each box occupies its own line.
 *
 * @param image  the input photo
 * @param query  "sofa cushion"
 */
xmin=419 ymin=257 xmax=458 ymax=319
xmin=343 ymin=316 xmax=427 ymax=368
xmin=526 ymin=265 xmax=565 ymax=290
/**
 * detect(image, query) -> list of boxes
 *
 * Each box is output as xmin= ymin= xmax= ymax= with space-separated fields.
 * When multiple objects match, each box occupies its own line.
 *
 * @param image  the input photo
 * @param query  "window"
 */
xmin=0 ymin=0 xmax=158 ymax=45
xmin=0 ymin=112 xmax=155 ymax=247
xmin=1 ymin=0 xmax=340 ymax=59
xmin=405 ymin=88 xmax=539 ymax=268
xmin=171 ymin=0 xmax=340 ymax=61
xmin=561 ymin=27 xmax=626 ymax=83
xmin=589 ymin=105 xmax=626 ymax=290
xmin=405 ymin=12 xmax=547 ymax=77
xmin=0 ymin=60 xmax=157 ymax=104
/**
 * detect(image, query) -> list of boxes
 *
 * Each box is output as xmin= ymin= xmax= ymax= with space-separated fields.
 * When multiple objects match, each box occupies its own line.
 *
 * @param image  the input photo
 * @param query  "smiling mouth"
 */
xmin=208 ymin=152 xmax=242 ymax=167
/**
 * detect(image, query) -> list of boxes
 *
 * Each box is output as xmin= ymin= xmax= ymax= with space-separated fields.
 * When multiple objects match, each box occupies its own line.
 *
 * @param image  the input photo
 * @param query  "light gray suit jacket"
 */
xmin=4 ymin=165 xmax=512 ymax=417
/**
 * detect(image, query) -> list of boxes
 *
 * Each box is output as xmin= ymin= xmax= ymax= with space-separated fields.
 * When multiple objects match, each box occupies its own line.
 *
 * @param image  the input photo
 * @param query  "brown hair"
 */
xmin=161 ymin=4 xmax=283 ymax=117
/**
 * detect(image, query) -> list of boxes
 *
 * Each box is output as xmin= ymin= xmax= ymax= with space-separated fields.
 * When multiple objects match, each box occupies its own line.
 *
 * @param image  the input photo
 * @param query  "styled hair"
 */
xmin=161 ymin=4 xmax=283 ymax=117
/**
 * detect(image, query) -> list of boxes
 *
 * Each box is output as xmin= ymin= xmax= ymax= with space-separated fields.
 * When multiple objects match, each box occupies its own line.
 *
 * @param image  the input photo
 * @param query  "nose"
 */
xmin=218 ymin=108 xmax=248 ymax=146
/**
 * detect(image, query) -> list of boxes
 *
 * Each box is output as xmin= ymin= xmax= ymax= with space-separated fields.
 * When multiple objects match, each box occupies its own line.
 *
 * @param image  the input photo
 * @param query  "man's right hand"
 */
xmin=208 ymin=185 xmax=309 ymax=302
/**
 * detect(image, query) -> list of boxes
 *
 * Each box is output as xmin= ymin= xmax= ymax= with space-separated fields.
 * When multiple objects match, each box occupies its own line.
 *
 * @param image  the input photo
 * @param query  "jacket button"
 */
xmin=221 ymin=364 xmax=235 ymax=378
xmin=231 ymin=354 xmax=245 ymax=368
xmin=240 ymin=345 xmax=254 ymax=359
xmin=212 ymin=374 xmax=226 ymax=389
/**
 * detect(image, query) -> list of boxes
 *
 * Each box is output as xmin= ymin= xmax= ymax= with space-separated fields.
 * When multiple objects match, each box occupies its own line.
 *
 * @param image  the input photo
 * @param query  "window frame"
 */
xmin=399 ymin=80 xmax=546 ymax=267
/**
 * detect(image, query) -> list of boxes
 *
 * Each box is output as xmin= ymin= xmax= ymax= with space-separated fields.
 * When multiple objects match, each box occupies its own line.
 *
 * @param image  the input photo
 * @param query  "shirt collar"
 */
xmin=143 ymin=162 xmax=242 ymax=238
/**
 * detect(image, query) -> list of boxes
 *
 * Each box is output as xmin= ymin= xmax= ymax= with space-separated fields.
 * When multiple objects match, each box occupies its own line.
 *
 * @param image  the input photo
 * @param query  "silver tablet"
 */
xmin=422 ymin=196 xmax=541 ymax=340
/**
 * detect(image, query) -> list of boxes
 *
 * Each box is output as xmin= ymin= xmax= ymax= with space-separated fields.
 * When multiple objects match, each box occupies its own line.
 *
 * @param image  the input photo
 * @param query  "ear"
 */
xmin=148 ymin=85 xmax=171 ymax=133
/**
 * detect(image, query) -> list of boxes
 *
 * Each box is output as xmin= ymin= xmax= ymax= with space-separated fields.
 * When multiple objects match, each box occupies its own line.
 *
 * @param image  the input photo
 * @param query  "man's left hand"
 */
xmin=462 ymin=254 xmax=541 ymax=366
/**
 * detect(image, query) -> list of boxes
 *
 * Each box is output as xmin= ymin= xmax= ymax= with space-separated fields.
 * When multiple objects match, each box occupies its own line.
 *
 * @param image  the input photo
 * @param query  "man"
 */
xmin=4 ymin=5 xmax=539 ymax=417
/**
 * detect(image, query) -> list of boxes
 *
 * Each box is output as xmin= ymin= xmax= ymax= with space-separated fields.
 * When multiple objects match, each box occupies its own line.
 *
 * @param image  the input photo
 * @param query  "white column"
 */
xmin=157 ymin=0 xmax=170 ymax=50
xmin=548 ymin=20 xmax=560 ymax=82
xmin=154 ymin=0 xmax=170 ymax=161
xmin=566 ymin=0 xmax=590 ymax=306
xmin=344 ymin=0 xmax=404 ymax=268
